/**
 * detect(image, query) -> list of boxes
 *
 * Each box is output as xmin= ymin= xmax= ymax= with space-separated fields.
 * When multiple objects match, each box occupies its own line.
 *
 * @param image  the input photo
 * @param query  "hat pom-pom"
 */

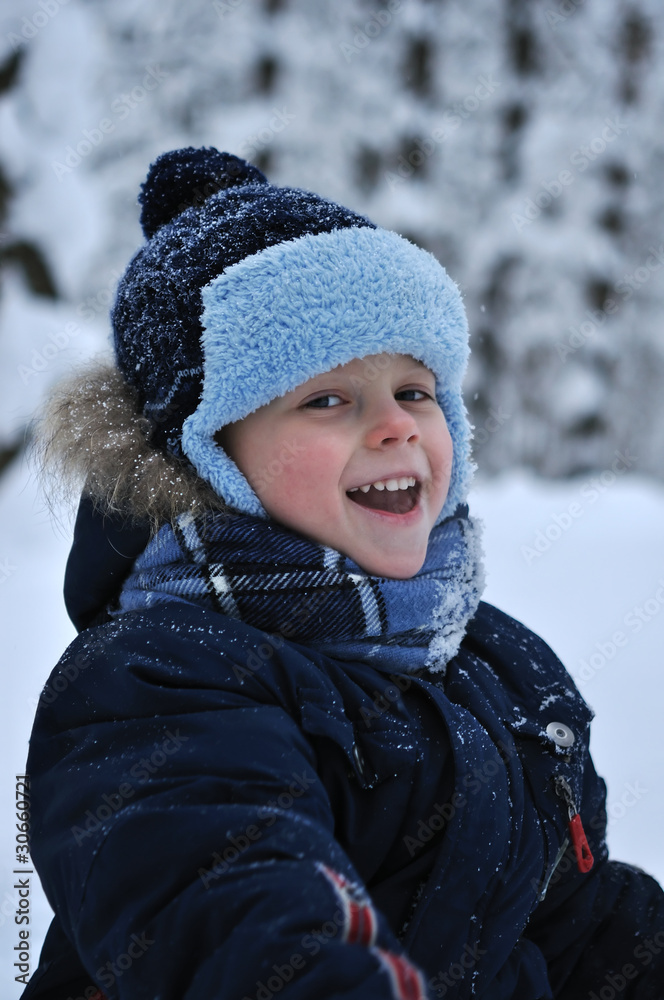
xmin=138 ymin=146 xmax=267 ymax=239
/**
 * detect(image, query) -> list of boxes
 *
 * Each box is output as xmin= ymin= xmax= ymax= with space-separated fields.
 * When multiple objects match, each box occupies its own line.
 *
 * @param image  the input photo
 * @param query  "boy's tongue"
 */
xmin=348 ymin=484 xmax=418 ymax=515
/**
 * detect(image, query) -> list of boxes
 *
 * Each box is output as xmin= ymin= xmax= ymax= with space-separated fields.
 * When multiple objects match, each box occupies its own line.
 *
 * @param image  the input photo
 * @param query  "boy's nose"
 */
xmin=363 ymin=398 xmax=420 ymax=449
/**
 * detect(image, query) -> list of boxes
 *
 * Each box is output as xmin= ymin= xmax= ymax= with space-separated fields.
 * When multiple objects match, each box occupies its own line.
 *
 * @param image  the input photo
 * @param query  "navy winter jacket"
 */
xmin=22 ymin=501 xmax=664 ymax=999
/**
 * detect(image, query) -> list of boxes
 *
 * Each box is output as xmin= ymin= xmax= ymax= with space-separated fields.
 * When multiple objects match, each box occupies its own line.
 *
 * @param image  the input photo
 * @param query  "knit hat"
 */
xmin=112 ymin=146 xmax=473 ymax=523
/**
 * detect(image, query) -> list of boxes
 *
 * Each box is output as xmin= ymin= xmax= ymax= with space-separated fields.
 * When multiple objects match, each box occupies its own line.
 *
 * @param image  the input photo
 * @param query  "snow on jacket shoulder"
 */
xmin=23 ymin=598 xmax=664 ymax=1000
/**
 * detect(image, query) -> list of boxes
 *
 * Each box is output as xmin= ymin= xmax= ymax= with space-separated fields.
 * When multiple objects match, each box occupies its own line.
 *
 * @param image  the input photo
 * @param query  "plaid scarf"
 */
xmin=117 ymin=506 xmax=484 ymax=675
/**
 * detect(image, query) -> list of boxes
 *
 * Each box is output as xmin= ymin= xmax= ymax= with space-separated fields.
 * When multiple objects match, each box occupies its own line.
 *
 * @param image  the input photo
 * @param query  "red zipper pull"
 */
xmin=569 ymin=812 xmax=594 ymax=873
xmin=554 ymin=776 xmax=594 ymax=873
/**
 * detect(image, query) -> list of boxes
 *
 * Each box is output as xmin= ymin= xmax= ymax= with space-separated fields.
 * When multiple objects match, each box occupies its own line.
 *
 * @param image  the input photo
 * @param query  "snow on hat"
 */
xmin=112 ymin=146 xmax=473 ymax=523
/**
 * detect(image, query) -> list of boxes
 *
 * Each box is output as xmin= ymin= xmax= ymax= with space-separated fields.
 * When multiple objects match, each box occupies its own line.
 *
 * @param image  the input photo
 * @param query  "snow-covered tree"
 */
xmin=1 ymin=0 xmax=663 ymax=482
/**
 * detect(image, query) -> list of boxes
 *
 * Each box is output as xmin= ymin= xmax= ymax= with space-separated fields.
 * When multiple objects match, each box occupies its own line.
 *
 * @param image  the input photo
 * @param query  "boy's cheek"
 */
xmin=243 ymin=443 xmax=302 ymax=499
xmin=424 ymin=457 xmax=452 ymax=506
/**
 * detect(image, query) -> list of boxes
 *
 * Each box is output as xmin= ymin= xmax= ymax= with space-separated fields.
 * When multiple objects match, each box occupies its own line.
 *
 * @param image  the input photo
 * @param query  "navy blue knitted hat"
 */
xmin=112 ymin=146 xmax=473 ymax=522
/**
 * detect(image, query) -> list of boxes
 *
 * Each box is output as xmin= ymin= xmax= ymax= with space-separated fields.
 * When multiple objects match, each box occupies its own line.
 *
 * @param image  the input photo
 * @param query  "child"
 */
xmin=24 ymin=147 xmax=664 ymax=1000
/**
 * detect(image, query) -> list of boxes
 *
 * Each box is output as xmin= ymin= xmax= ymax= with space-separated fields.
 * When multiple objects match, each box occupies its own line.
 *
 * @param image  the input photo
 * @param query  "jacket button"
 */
xmin=546 ymin=721 xmax=575 ymax=748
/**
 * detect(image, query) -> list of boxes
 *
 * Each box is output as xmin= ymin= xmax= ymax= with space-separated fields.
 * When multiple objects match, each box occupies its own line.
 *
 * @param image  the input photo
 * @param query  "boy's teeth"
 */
xmin=350 ymin=476 xmax=418 ymax=493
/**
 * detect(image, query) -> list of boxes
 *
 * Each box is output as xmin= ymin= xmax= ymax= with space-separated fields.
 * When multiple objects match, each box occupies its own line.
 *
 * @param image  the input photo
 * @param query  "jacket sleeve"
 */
xmin=524 ymin=741 xmax=664 ymax=999
xmin=27 ymin=613 xmax=428 ymax=1000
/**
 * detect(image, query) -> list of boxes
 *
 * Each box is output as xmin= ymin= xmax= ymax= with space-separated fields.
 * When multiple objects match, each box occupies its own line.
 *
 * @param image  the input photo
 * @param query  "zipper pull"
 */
xmin=554 ymin=776 xmax=594 ymax=873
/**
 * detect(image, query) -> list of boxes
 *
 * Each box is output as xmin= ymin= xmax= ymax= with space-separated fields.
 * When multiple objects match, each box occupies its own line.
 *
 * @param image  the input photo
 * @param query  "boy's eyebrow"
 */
xmin=400 ymin=364 xmax=436 ymax=383
xmin=405 ymin=362 xmax=434 ymax=376
xmin=288 ymin=360 xmax=437 ymax=400
xmin=315 ymin=361 xmax=434 ymax=381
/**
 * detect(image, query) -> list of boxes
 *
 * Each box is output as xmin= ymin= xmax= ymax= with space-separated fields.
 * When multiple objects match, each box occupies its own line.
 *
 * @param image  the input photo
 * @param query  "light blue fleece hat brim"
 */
xmin=181 ymin=226 xmax=473 ymax=523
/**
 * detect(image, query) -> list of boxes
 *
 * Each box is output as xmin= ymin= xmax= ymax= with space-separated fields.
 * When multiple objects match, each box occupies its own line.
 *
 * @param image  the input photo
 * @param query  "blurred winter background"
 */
xmin=1 ymin=0 xmax=663 ymax=991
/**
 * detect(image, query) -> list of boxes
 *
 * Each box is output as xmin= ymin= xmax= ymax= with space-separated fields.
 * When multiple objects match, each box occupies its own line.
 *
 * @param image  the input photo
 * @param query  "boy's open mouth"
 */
xmin=346 ymin=477 xmax=420 ymax=515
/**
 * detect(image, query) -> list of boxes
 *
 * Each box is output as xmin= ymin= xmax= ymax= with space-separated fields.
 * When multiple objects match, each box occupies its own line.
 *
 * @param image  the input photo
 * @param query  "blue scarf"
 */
xmin=117 ymin=506 xmax=484 ymax=675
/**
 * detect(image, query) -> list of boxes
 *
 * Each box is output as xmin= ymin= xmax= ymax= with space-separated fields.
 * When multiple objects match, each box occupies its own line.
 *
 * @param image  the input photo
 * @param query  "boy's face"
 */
xmin=216 ymin=353 xmax=453 ymax=578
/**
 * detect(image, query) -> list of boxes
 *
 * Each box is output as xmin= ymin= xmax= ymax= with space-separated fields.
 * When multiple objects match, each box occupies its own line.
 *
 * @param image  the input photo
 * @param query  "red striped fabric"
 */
xmin=374 ymin=948 xmax=427 ymax=1000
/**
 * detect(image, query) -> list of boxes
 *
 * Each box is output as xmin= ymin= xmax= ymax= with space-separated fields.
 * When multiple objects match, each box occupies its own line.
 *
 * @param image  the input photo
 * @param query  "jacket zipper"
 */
xmin=553 ymin=775 xmax=594 ymax=873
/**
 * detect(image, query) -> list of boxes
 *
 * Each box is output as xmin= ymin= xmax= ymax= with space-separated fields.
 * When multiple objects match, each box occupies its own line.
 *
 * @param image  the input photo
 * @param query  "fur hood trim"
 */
xmin=34 ymin=360 xmax=227 ymax=530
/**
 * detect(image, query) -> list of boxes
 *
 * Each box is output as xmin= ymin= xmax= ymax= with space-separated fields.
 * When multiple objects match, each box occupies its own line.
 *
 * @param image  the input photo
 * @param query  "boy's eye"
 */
xmin=396 ymin=388 xmax=432 ymax=402
xmin=303 ymin=394 xmax=345 ymax=409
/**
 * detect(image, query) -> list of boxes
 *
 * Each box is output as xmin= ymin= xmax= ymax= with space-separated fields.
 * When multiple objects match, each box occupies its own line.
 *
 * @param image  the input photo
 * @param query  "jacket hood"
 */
xmin=36 ymin=361 xmax=227 ymax=531
xmin=34 ymin=360 xmax=225 ymax=630
xmin=64 ymin=496 xmax=151 ymax=631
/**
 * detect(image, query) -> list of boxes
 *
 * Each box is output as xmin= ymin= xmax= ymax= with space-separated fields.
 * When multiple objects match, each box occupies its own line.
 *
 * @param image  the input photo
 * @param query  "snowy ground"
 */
xmin=0 ymin=459 xmax=663 ymax=993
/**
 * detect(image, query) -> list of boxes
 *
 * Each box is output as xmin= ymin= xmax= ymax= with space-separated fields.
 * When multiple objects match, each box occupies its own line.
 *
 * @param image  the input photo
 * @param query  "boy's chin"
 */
xmin=346 ymin=547 xmax=428 ymax=580
xmin=366 ymin=562 xmax=426 ymax=580
xmin=275 ymin=517 xmax=430 ymax=578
